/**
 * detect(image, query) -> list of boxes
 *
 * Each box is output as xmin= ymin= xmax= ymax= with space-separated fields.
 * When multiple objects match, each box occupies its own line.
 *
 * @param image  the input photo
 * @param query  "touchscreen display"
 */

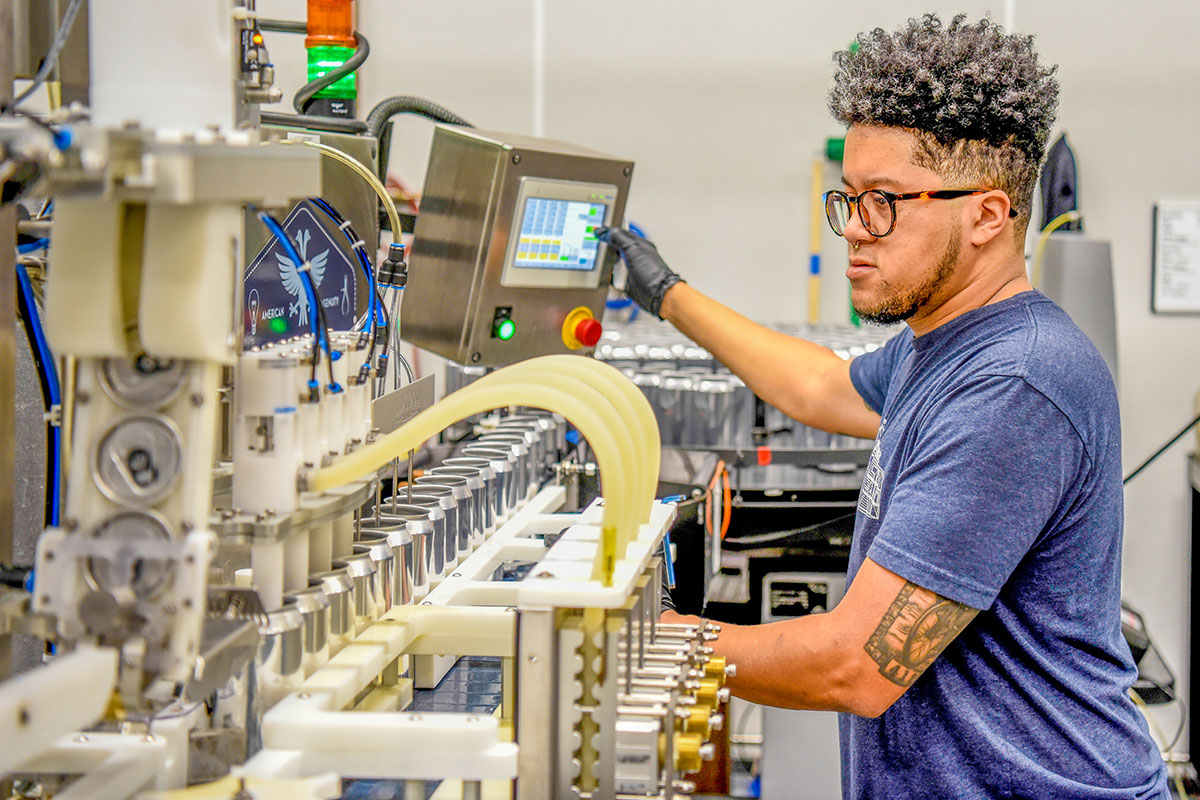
xmin=513 ymin=197 xmax=606 ymax=271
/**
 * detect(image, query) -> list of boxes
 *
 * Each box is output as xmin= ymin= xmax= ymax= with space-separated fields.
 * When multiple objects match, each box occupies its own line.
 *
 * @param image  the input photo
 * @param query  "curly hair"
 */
xmin=828 ymin=14 xmax=1059 ymax=233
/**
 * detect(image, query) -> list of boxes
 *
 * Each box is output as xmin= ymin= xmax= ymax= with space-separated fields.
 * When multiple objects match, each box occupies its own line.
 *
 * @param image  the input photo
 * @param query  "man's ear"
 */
xmin=969 ymin=190 xmax=1012 ymax=246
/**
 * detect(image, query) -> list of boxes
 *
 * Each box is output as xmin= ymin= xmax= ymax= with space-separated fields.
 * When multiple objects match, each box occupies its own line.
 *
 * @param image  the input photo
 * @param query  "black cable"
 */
xmin=374 ymin=283 xmax=390 ymax=362
xmin=365 ymin=96 xmax=474 ymax=136
xmin=294 ymin=32 xmax=370 ymax=114
xmin=725 ymin=513 xmax=857 ymax=547
xmin=365 ymin=96 xmax=474 ymax=182
xmin=310 ymin=278 xmax=337 ymax=390
xmin=15 ymin=273 xmax=57 ymax=527
xmin=1166 ymin=687 xmax=1187 ymax=752
xmin=1124 ymin=412 xmax=1200 ymax=485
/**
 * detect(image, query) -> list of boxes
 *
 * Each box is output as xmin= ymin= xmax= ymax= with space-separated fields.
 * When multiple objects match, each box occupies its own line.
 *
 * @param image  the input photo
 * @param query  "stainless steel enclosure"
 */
xmin=401 ymin=126 xmax=634 ymax=367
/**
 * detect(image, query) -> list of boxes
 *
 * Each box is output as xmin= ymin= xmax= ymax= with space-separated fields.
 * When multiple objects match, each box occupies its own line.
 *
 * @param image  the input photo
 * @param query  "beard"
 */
xmin=853 ymin=227 xmax=960 ymax=325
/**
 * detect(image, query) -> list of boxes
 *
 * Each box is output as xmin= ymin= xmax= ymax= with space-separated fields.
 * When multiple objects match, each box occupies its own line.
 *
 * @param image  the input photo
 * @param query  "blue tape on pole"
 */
xmin=809 ymin=253 xmax=821 ymax=275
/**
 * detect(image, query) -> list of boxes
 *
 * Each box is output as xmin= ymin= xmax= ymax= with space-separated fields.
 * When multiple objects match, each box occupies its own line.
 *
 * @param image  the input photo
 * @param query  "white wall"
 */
xmin=260 ymin=0 xmax=1200 ymax=747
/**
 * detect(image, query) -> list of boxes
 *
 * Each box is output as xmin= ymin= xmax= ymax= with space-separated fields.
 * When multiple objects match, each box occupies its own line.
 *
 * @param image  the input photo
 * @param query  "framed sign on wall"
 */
xmin=1152 ymin=201 xmax=1200 ymax=314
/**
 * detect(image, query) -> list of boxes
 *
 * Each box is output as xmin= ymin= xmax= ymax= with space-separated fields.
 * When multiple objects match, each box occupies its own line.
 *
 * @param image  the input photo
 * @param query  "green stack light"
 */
xmin=307 ymin=45 xmax=357 ymax=101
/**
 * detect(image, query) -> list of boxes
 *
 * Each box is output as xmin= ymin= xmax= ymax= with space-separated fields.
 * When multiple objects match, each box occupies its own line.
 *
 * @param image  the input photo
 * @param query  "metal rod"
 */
xmin=403 ymin=780 xmax=425 ymax=800
xmin=406 ymin=449 xmax=414 ymax=503
xmin=391 ymin=460 xmax=399 ymax=514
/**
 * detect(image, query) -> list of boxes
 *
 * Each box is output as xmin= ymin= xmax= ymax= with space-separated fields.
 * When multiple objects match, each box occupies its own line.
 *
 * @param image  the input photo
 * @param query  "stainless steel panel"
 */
xmin=516 ymin=608 xmax=558 ymax=800
xmin=371 ymin=373 xmax=434 ymax=434
xmin=402 ymin=126 xmax=634 ymax=366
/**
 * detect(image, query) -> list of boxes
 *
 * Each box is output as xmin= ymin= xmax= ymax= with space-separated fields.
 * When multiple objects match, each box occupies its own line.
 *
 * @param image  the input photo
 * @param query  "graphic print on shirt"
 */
xmin=858 ymin=417 xmax=885 ymax=519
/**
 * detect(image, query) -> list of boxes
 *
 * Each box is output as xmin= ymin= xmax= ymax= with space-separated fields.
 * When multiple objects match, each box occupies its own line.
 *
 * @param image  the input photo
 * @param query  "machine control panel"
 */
xmin=501 ymin=179 xmax=616 ymax=289
xmin=401 ymin=126 xmax=633 ymax=367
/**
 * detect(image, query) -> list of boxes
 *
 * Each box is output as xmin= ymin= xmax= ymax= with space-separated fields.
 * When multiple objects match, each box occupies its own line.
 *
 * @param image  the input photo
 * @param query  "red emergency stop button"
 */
xmin=562 ymin=306 xmax=602 ymax=350
xmin=575 ymin=318 xmax=603 ymax=347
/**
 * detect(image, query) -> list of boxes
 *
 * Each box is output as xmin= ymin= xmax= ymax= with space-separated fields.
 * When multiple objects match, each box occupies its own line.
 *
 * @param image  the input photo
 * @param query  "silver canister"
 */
xmin=489 ymin=424 xmax=543 ymax=474
xmin=474 ymin=434 xmax=534 ymax=501
xmin=430 ymin=464 xmax=492 ymax=539
xmin=357 ymin=522 xmax=416 ymax=607
xmin=405 ymin=491 xmax=458 ymax=569
xmin=337 ymin=553 xmax=380 ymax=631
xmin=284 ymin=582 xmax=330 ymax=676
xmin=657 ymin=371 xmax=696 ymax=445
xmin=729 ymin=376 xmax=756 ymax=447
xmin=498 ymin=415 xmax=557 ymax=477
xmin=443 ymin=457 xmax=502 ymax=531
xmin=389 ymin=525 xmax=415 ymax=605
xmin=511 ymin=410 xmax=566 ymax=462
xmin=692 ymin=375 xmax=737 ymax=447
xmin=415 ymin=476 xmax=474 ymax=555
xmin=421 ymin=471 xmax=483 ymax=548
xmin=370 ymin=503 xmax=446 ymax=581
xmin=259 ymin=597 xmax=304 ymax=682
xmin=312 ymin=566 xmax=354 ymax=652
xmin=462 ymin=445 xmax=522 ymax=516
xmin=362 ymin=508 xmax=433 ymax=599
xmin=353 ymin=532 xmax=395 ymax=616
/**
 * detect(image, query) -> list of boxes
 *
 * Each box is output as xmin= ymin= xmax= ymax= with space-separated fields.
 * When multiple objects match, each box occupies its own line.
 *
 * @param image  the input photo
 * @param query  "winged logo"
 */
xmin=276 ymin=228 xmax=330 ymax=326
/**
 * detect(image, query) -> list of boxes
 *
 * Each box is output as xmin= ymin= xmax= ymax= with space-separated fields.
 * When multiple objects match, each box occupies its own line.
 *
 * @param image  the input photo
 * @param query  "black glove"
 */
xmin=595 ymin=226 xmax=684 ymax=319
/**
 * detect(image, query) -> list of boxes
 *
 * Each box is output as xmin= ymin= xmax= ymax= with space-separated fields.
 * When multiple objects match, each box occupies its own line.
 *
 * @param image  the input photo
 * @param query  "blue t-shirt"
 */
xmin=842 ymin=292 xmax=1167 ymax=799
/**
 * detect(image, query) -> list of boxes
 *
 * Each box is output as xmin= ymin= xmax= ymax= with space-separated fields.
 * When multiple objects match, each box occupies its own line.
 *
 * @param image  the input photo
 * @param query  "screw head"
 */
xmin=470 ymin=352 xmax=481 ymax=363
xmin=512 ymin=153 xmax=521 ymax=164
xmin=623 ymin=166 xmax=632 ymax=177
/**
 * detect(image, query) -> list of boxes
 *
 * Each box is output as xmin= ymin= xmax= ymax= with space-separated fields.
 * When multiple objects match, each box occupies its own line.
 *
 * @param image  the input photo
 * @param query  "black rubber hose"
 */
xmin=294 ymin=32 xmax=370 ymax=114
xmin=366 ymin=96 xmax=474 ymax=182
xmin=365 ymin=96 xmax=474 ymax=137
xmin=260 ymin=111 xmax=367 ymax=134
xmin=0 ymin=565 xmax=32 ymax=590
xmin=257 ymin=18 xmax=307 ymax=34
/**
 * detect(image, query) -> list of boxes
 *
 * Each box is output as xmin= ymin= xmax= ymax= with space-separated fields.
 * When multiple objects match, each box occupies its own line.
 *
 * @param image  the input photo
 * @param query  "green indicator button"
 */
xmin=268 ymin=317 xmax=287 ymax=334
xmin=496 ymin=319 xmax=516 ymax=341
xmin=560 ymin=256 xmax=569 ymax=261
xmin=589 ymin=208 xmax=598 ymax=216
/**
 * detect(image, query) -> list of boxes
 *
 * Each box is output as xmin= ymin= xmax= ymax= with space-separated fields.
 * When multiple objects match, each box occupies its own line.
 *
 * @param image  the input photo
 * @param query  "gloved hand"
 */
xmin=595 ymin=226 xmax=684 ymax=319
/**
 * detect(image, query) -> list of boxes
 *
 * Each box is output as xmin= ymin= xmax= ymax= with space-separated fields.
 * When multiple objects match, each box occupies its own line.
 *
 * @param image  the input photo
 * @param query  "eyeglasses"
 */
xmin=822 ymin=188 xmax=1017 ymax=238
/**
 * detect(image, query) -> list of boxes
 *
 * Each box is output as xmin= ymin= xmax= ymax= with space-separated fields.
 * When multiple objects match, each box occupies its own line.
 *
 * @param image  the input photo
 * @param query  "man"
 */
xmin=597 ymin=14 xmax=1169 ymax=799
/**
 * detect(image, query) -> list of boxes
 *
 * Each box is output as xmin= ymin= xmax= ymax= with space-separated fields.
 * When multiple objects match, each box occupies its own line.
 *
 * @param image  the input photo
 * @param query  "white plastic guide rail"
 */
xmin=243 ymin=486 xmax=677 ymax=784
xmin=424 ymin=488 xmax=676 ymax=610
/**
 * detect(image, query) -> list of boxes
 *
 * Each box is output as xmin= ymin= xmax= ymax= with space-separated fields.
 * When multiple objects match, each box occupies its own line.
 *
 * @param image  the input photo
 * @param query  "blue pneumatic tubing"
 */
xmin=256 ymin=211 xmax=330 ymax=356
xmin=16 ymin=261 xmax=61 ymax=526
xmin=309 ymin=197 xmax=382 ymax=330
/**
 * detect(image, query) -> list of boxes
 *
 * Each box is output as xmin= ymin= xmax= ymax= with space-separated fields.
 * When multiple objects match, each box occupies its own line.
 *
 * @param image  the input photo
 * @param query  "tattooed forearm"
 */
xmin=863 ymin=582 xmax=977 ymax=687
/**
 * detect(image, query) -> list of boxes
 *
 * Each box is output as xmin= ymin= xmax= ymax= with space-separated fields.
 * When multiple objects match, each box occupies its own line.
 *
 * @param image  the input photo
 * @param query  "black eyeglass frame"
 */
xmin=822 ymin=188 xmax=1018 ymax=238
